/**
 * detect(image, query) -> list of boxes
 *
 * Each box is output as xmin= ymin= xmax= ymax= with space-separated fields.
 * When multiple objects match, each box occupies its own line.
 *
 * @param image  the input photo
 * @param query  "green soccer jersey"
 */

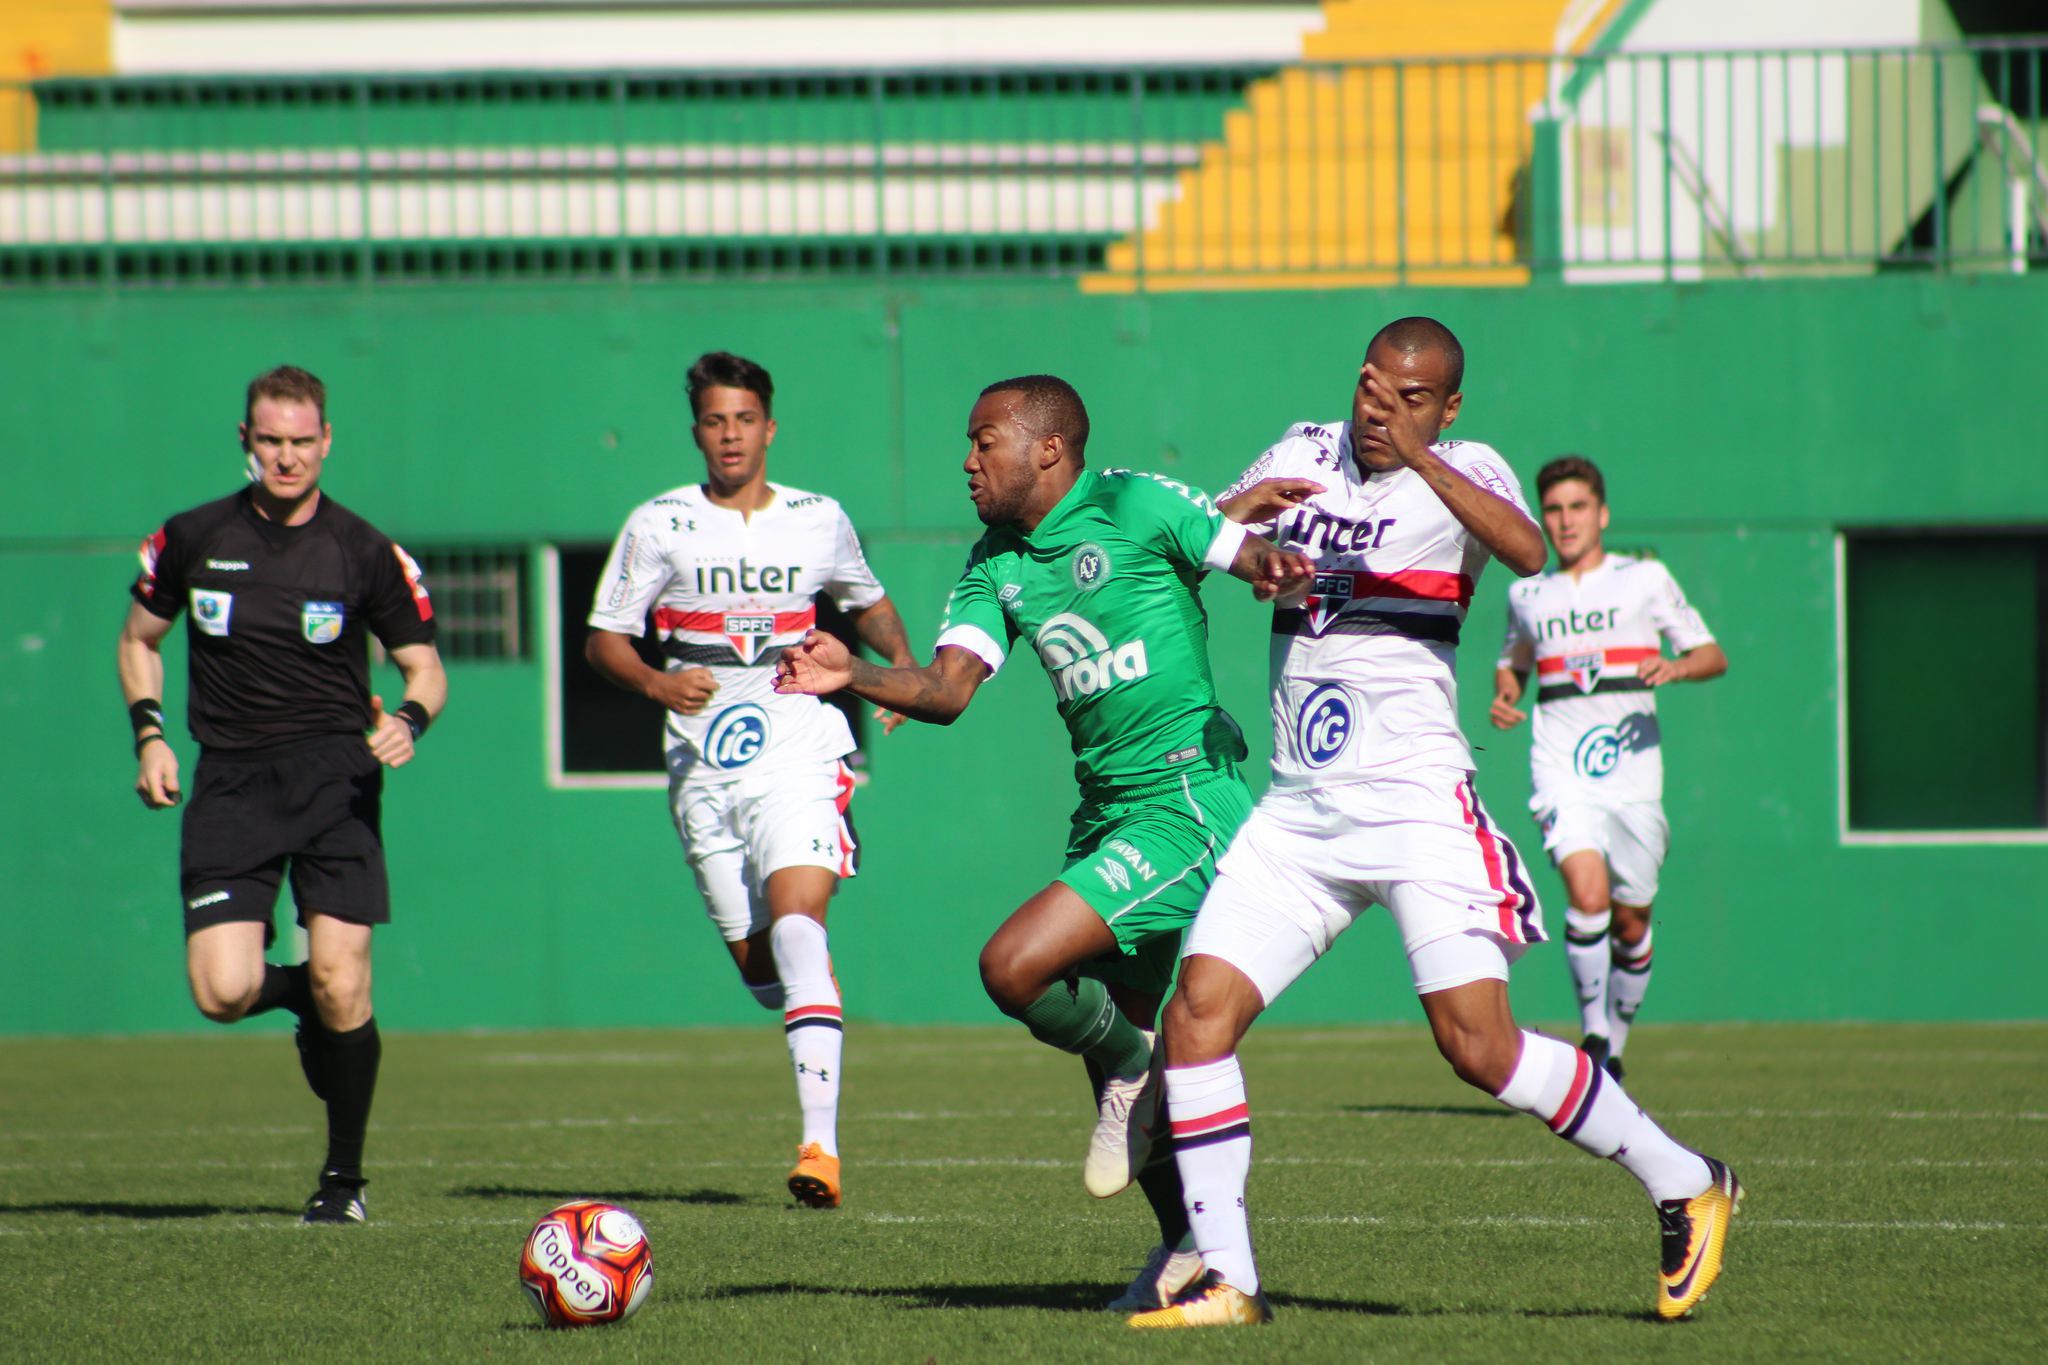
xmin=935 ymin=468 xmax=1252 ymax=796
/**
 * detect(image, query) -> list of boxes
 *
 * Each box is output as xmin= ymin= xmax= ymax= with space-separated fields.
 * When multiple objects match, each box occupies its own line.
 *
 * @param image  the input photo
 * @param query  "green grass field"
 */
xmin=3 ymin=1022 xmax=2044 ymax=1363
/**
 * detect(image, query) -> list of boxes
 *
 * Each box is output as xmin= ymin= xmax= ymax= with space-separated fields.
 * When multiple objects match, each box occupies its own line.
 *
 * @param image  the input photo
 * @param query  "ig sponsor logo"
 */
xmin=1295 ymin=684 xmax=1352 ymax=768
xmin=1574 ymin=724 xmax=1623 ymax=780
xmin=703 ymin=704 xmax=770 ymax=770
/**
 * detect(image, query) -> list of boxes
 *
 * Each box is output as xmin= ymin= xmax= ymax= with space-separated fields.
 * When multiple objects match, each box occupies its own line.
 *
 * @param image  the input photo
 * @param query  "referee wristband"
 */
xmin=395 ymin=699 xmax=432 ymax=740
xmin=129 ymin=697 xmax=166 ymax=737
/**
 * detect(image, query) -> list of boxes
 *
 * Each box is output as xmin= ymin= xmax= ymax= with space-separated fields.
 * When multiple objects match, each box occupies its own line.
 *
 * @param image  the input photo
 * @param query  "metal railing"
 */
xmin=0 ymin=44 xmax=2040 ymax=289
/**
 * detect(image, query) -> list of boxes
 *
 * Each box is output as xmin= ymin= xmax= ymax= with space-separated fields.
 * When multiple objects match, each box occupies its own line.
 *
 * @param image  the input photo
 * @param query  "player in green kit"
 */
xmin=776 ymin=375 xmax=1310 ymax=1308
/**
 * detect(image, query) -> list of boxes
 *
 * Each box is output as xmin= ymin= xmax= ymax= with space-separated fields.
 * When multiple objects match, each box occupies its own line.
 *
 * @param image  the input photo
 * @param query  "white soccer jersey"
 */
xmin=589 ymin=482 xmax=887 ymax=784
xmin=1222 ymin=421 xmax=1533 ymax=787
xmin=1497 ymin=554 xmax=1715 ymax=806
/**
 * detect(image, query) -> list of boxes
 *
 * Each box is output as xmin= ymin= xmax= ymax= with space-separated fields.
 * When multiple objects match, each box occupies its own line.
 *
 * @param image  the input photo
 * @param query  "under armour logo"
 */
xmin=797 ymin=1063 xmax=832 ymax=1083
xmin=810 ymin=839 xmax=832 ymax=854
xmin=1190 ymin=1200 xmax=1205 ymax=1214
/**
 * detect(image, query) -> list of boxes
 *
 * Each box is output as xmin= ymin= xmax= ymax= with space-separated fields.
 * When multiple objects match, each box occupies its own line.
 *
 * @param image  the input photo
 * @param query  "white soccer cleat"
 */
xmin=1084 ymin=1066 xmax=1159 ymax=1198
xmin=1105 ymin=1243 xmax=1205 ymax=1312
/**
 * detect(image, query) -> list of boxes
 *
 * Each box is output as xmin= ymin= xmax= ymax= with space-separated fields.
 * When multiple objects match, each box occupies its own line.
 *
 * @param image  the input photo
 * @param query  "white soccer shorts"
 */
xmin=1536 ymin=799 xmax=1670 ymax=906
xmin=669 ymin=758 xmax=857 ymax=943
xmin=1184 ymin=766 xmax=1545 ymax=1005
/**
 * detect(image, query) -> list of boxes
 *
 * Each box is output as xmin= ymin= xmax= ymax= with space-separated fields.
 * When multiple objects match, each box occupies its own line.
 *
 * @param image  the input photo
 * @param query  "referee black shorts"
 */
xmin=180 ymin=735 xmax=389 ymax=942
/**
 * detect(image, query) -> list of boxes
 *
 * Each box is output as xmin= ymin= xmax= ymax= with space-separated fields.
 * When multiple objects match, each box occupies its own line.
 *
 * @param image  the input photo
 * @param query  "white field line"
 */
xmin=4 ymin=1153 xmax=2042 ymax=1176
xmin=2 ymin=1211 xmax=2040 ymax=1238
xmin=6 ymin=1104 xmax=2047 ymax=1145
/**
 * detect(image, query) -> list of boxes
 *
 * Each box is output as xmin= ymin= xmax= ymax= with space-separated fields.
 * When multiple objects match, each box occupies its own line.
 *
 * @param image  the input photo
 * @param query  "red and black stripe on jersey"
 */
xmin=132 ymin=489 xmax=434 ymax=752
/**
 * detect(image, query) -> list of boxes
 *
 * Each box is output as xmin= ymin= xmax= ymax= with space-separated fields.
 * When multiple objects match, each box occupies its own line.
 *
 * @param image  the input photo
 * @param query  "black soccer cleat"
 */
xmin=301 ymin=1176 xmax=368 ymax=1226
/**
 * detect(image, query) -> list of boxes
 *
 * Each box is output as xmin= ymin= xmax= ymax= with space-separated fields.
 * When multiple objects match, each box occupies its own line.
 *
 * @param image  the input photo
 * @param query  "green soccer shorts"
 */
xmin=1059 ymin=765 xmax=1255 ymax=995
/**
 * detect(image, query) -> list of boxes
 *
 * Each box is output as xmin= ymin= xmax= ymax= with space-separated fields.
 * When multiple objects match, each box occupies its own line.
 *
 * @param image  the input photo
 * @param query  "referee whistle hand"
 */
xmin=366 ymin=695 xmax=418 ymax=768
xmin=135 ymin=743 xmax=182 ymax=809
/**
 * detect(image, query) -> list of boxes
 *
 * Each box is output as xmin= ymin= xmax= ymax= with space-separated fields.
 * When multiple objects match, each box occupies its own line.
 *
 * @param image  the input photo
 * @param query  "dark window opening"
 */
xmin=1844 ymin=529 xmax=2048 ymax=831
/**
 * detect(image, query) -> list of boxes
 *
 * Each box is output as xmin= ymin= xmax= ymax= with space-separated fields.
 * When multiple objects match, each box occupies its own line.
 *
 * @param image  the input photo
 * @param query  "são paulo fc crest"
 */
xmin=1295 ymin=683 xmax=1352 ymax=768
xmin=302 ymin=601 xmax=344 ymax=645
xmin=1563 ymin=650 xmax=1603 ymax=694
xmin=1070 ymin=543 xmax=1112 ymax=591
xmin=703 ymin=704 xmax=770 ymax=770
xmin=721 ymin=613 xmax=776 ymax=665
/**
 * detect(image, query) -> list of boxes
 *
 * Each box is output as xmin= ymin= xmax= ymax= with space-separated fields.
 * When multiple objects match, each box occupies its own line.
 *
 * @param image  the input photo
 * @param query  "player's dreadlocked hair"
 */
xmin=244 ymin=365 xmax=327 ymax=426
xmin=1366 ymin=316 xmax=1465 ymax=394
xmin=687 ymin=351 xmax=775 ymax=418
xmin=979 ymin=374 xmax=1089 ymax=466
xmin=1537 ymin=455 xmax=1607 ymax=505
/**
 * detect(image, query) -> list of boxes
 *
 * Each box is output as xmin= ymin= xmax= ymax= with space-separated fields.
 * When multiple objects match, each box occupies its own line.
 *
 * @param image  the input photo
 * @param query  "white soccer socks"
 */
xmin=1495 ymin=1029 xmax=1709 ymax=1203
xmin=1165 ymin=1056 xmax=1260 ymax=1297
xmin=1606 ymin=929 xmax=1654 ymax=1057
xmin=770 ymin=915 xmax=842 ymax=1158
xmin=1563 ymin=909 xmax=1612 ymax=1039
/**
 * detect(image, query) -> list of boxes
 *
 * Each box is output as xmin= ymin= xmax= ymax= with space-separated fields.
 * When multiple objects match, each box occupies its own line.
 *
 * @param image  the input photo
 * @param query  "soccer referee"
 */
xmin=117 ymin=365 xmax=447 ymax=1225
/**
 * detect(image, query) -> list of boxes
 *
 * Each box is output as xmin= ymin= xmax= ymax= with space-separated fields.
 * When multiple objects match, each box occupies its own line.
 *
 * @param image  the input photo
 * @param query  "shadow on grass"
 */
xmin=0 ymin=1200 xmax=298 ymax=1219
xmin=703 ymin=1281 xmax=1109 ymax=1313
xmin=451 ymin=1185 xmax=752 ymax=1207
xmin=1337 ymin=1104 xmax=1517 ymax=1120
xmin=1270 ymin=1292 xmax=1653 ymax=1322
xmin=684 ymin=1283 xmax=1655 ymax=1323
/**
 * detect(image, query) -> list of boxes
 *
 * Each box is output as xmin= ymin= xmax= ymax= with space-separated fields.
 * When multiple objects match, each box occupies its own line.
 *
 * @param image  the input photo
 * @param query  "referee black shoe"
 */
xmin=301 ymin=1176 xmax=368 ymax=1226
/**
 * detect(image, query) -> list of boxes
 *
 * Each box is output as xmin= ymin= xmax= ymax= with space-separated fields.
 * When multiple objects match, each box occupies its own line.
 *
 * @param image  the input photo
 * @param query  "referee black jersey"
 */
xmin=133 ymin=489 xmax=436 ymax=752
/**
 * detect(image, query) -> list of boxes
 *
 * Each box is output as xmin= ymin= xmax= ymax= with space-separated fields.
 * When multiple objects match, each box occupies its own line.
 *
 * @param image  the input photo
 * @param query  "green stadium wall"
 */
xmin=2 ymin=270 xmax=2044 ymax=1036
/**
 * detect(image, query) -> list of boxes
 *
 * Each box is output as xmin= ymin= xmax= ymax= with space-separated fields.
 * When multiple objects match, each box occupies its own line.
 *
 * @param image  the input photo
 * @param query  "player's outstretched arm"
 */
xmin=1640 ymin=641 xmax=1728 ymax=687
xmin=1358 ymin=364 xmax=1547 ymax=576
xmin=1218 ymin=477 xmax=1325 ymax=526
xmin=1226 ymin=534 xmax=1315 ymax=602
xmin=118 ymin=600 xmax=181 ymax=809
xmin=844 ymin=595 xmax=920 ymax=734
xmin=775 ymin=631 xmax=987 ymax=726
xmin=1490 ymin=667 xmax=1529 ymax=729
xmin=367 ymin=641 xmax=448 ymax=768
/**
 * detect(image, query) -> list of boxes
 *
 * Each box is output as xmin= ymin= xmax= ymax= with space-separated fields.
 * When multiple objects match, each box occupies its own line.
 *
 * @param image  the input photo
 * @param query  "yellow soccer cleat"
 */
xmin=787 ymin=1143 xmax=842 ymax=1209
xmin=1656 ymin=1156 xmax=1743 ymax=1319
xmin=1127 ymin=1272 xmax=1273 ymax=1329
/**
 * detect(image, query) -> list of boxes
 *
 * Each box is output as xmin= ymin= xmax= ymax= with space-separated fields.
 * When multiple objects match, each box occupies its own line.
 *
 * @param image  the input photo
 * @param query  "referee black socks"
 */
xmin=249 ymin=962 xmax=312 ymax=1020
xmin=310 ymin=1017 xmax=382 ymax=1187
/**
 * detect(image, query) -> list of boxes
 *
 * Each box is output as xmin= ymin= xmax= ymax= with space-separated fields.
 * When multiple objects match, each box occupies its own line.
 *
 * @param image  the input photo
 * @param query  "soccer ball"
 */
xmin=519 ymin=1200 xmax=654 ymax=1327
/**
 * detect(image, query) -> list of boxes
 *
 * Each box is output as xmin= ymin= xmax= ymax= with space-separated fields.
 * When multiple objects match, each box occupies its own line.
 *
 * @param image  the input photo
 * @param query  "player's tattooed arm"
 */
xmin=845 ymin=595 xmax=920 ymax=735
xmin=1357 ymin=364 xmax=1547 ymax=576
xmin=775 ymin=631 xmax=987 ymax=725
xmin=1218 ymin=477 xmax=1325 ymax=527
xmin=1227 ymin=534 xmax=1316 ymax=602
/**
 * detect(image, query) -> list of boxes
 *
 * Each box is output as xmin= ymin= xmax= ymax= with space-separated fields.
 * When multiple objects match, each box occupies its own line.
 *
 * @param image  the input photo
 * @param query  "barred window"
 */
xmin=414 ymin=546 xmax=529 ymax=661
